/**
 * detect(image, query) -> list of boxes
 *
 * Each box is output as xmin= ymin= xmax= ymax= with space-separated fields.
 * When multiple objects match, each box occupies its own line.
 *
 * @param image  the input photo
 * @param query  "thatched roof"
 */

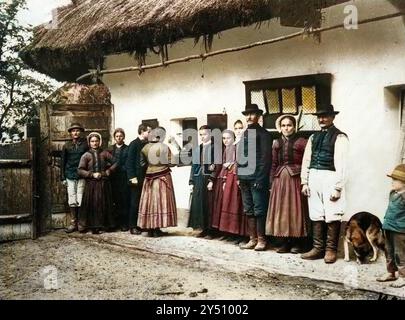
xmin=21 ymin=0 xmax=349 ymax=83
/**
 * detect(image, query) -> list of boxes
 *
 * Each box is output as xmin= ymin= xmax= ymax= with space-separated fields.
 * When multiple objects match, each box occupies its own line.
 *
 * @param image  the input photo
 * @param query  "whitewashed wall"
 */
xmin=103 ymin=0 xmax=405 ymax=219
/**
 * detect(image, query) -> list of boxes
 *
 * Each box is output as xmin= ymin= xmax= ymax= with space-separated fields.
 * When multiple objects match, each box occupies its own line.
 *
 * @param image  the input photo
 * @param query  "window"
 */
xmin=142 ymin=118 xmax=159 ymax=129
xmin=244 ymin=74 xmax=331 ymax=133
xmin=170 ymin=117 xmax=198 ymax=166
xmin=207 ymin=114 xmax=228 ymax=132
xmin=170 ymin=117 xmax=197 ymax=148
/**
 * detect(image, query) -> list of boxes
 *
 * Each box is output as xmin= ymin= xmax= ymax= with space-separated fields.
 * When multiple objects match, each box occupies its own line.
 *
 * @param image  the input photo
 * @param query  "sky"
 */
xmin=17 ymin=0 xmax=71 ymax=26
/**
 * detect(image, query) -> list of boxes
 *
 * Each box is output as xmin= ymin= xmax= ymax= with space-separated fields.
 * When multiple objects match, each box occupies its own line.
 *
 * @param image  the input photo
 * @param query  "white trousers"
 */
xmin=66 ymin=178 xmax=85 ymax=207
xmin=307 ymin=169 xmax=345 ymax=223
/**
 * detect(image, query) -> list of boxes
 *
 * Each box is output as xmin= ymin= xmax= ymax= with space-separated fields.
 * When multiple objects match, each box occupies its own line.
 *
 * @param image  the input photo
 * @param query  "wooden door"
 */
xmin=39 ymin=103 xmax=113 ymax=232
xmin=0 ymin=139 xmax=38 ymax=241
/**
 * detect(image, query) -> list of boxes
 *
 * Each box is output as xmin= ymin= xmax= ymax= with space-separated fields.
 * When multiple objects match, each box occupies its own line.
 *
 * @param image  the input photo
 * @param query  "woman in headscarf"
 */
xmin=266 ymin=115 xmax=309 ymax=253
xmin=78 ymin=132 xmax=117 ymax=234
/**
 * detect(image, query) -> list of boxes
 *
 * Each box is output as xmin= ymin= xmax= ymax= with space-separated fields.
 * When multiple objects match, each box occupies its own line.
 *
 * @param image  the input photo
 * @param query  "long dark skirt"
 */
xmin=219 ymin=171 xmax=247 ymax=236
xmin=79 ymin=178 xmax=115 ymax=230
xmin=188 ymin=173 xmax=212 ymax=230
xmin=111 ymin=170 xmax=130 ymax=228
xmin=138 ymin=171 xmax=177 ymax=229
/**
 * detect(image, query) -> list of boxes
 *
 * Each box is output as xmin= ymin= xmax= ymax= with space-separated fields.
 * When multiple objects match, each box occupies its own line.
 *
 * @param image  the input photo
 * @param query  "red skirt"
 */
xmin=219 ymin=171 xmax=247 ymax=236
xmin=138 ymin=170 xmax=177 ymax=229
xmin=266 ymin=167 xmax=308 ymax=237
xmin=210 ymin=177 xmax=224 ymax=229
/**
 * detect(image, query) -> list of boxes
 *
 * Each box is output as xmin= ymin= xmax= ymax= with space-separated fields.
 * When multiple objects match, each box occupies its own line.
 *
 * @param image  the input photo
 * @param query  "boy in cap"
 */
xmin=61 ymin=123 xmax=88 ymax=233
xmin=377 ymin=164 xmax=405 ymax=288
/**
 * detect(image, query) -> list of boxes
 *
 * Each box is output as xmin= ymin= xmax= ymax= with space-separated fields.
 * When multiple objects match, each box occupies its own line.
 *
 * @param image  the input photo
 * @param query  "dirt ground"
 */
xmin=0 ymin=231 xmax=385 ymax=300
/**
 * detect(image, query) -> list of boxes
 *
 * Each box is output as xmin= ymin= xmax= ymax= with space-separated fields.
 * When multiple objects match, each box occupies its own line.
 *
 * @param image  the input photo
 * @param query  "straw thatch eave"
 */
xmin=21 ymin=0 xmax=349 ymax=83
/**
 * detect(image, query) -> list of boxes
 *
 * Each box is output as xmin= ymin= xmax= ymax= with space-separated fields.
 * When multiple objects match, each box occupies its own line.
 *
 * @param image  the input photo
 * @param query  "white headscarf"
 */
xmin=87 ymin=132 xmax=102 ymax=147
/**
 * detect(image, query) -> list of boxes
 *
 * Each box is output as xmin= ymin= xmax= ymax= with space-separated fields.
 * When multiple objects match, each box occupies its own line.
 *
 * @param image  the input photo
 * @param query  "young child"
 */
xmin=188 ymin=125 xmax=215 ymax=238
xmin=109 ymin=128 xmax=130 ymax=231
xmin=377 ymin=164 xmax=405 ymax=288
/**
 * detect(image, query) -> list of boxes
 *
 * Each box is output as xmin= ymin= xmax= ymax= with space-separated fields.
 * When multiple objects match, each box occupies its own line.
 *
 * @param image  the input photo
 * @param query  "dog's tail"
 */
xmin=377 ymin=230 xmax=386 ymax=251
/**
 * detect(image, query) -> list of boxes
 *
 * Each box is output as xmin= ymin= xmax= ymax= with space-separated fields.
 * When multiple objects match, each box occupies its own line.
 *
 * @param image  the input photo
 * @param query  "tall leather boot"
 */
xmin=301 ymin=221 xmax=326 ymax=260
xmin=254 ymin=216 xmax=267 ymax=251
xmin=240 ymin=216 xmax=257 ymax=249
xmin=65 ymin=207 xmax=78 ymax=233
xmin=324 ymin=221 xmax=341 ymax=264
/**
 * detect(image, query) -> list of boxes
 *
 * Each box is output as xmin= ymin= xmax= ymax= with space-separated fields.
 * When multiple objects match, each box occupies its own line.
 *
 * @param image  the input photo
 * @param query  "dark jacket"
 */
xmin=77 ymin=148 xmax=117 ymax=179
xmin=237 ymin=122 xmax=272 ymax=187
xmin=109 ymin=144 xmax=129 ymax=173
xmin=189 ymin=142 xmax=216 ymax=185
xmin=126 ymin=138 xmax=148 ymax=181
xmin=61 ymin=138 xmax=88 ymax=181
xmin=383 ymin=190 xmax=405 ymax=233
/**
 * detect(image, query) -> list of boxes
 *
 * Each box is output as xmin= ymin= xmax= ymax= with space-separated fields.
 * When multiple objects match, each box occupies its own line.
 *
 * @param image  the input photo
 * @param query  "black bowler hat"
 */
xmin=312 ymin=104 xmax=340 ymax=116
xmin=242 ymin=104 xmax=264 ymax=116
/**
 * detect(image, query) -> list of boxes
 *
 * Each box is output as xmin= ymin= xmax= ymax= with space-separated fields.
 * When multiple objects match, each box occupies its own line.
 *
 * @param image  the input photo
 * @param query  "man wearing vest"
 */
xmin=300 ymin=104 xmax=349 ymax=263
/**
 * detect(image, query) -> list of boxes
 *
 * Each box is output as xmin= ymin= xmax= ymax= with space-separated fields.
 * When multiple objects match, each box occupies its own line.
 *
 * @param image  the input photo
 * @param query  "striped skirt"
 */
xmin=138 ymin=169 xmax=177 ymax=229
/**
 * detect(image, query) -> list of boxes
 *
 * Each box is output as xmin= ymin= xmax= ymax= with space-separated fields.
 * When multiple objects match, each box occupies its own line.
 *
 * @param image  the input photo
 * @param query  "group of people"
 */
xmin=60 ymin=101 xmax=405 ymax=288
xmin=187 ymin=103 xmax=348 ymax=265
xmin=61 ymin=124 xmax=177 ymax=236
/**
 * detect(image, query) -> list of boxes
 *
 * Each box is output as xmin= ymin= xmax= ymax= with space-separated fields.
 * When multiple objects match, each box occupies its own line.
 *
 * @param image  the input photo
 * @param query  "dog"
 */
xmin=344 ymin=211 xmax=385 ymax=264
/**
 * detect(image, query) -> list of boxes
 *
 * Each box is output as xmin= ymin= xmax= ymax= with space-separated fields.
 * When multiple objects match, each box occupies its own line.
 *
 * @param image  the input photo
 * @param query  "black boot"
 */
xmin=277 ymin=238 xmax=291 ymax=253
xmin=290 ymin=238 xmax=306 ymax=254
xmin=301 ymin=221 xmax=326 ymax=260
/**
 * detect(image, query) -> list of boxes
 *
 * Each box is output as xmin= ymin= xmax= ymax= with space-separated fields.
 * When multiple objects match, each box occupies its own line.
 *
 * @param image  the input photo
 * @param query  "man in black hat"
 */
xmin=237 ymin=104 xmax=272 ymax=251
xmin=61 ymin=123 xmax=88 ymax=233
xmin=300 ymin=104 xmax=349 ymax=263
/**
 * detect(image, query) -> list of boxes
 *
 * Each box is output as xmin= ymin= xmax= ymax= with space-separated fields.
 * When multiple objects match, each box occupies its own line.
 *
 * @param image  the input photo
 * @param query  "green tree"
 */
xmin=0 ymin=0 xmax=55 ymax=132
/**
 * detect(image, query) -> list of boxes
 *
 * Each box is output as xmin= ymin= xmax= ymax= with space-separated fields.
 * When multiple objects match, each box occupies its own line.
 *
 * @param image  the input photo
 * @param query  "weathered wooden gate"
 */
xmin=0 ymin=139 xmax=38 ymax=241
xmin=39 ymin=83 xmax=113 ymax=234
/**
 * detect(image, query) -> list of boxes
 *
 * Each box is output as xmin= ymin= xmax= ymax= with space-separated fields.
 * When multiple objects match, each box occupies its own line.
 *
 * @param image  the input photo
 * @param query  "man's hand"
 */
xmin=207 ymin=181 xmax=213 ymax=191
xmin=62 ymin=180 xmax=67 ymax=186
xmin=302 ymin=184 xmax=310 ymax=197
xmin=129 ymin=177 xmax=138 ymax=185
xmin=330 ymin=189 xmax=341 ymax=202
xmin=105 ymin=170 xmax=111 ymax=177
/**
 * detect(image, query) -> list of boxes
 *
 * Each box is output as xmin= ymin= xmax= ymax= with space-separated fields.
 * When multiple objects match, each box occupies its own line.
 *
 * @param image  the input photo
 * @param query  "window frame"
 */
xmin=244 ymin=73 xmax=332 ymax=138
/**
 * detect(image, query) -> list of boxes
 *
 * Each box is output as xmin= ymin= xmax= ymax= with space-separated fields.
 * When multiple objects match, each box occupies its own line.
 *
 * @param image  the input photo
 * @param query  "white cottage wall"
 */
xmin=103 ymin=0 xmax=405 ymax=220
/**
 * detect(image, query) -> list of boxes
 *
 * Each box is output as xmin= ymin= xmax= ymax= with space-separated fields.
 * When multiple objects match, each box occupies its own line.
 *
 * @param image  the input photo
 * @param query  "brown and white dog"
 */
xmin=344 ymin=211 xmax=385 ymax=264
